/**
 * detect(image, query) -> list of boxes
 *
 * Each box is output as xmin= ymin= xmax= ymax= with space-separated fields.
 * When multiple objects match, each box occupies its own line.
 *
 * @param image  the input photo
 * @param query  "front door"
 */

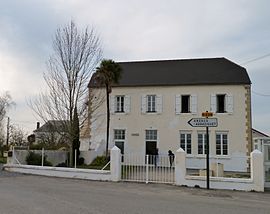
xmin=146 ymin=141 xmax=157 ymax=164
xmin=115 ymin=141 xmax=124 ymax=162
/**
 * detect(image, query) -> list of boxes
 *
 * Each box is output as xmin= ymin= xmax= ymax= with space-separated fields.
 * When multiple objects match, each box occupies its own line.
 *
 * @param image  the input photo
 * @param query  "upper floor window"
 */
xmin=142 ymin=95 xmax=162 ymax=114
xmin=211 ymin=94 xmax=233 ymax=114
xmin=175 ymin=94 xmax=197 ymax=115
xmin=147 ymin=95 xmax=156 ymax=112
xmin=110 ymin=95 xmax=130 ymax=114
xmin=116 ymin=96 xmax=124 ymax=113
xmin=180 ymin=132 xmax=192 ymax=154
xmin=181 ymin=95 xmax=190 ymax=113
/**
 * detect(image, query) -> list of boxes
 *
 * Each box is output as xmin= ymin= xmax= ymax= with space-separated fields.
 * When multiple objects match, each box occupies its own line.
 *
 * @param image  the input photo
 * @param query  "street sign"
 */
xmin=188 ymin=118 xmax=218 ymax=127
xmin=202 ymin=112 xmax=213 ymax=117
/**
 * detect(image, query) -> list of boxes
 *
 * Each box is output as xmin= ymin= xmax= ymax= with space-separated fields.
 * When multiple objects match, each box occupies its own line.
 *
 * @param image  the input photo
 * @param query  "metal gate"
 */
xmin=121 ymin=154 xmax=175 ymax=184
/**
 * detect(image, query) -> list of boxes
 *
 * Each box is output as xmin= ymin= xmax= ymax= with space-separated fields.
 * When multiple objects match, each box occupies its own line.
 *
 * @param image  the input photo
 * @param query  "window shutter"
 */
xmin=226 ymin=94 xmax=233 ymax=114
xmin=175 ymin=95 xmax=181 ymax=114
xmin=124 ymin=95 xmax=131 ymax=114
xmin=141 ymin=95 xmax=146 ymax=114
xmin=110 ymin=95 xmax=115 ymax=114
xmin=210 ymin=94 xmax=216 ymax=112
xmin=191 ymin=94 xmax=197 ymax=115
xmin=156 ymin=95 xmax=163 ymax=114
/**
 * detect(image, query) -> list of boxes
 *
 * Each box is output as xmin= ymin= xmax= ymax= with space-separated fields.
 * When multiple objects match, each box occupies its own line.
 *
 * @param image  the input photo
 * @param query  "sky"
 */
xmin=0 ymin=0 xmax=269 ymax=135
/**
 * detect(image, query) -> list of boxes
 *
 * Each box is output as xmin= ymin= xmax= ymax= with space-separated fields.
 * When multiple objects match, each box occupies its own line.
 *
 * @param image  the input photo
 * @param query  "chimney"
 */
xmin=36 ymin=122 xmax=40 ymax=129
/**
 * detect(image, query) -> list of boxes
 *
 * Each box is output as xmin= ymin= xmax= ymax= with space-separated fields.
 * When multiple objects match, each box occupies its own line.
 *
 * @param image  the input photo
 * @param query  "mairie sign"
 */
xmin=188 ymin=118 xmax=218 ymax=127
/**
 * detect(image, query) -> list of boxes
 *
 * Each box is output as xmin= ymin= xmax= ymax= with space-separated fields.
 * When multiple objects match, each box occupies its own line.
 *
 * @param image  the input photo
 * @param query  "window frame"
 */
xmin=146 ymin=95 xmax=156 ymax=113
xmin=115 ymin=95 xmax=125 ymax=113
xmin=181 ymin=95 xmax=190 ymax=113
xmin=197 ymin=132 xmax=207 ymax=155
xmin=180 ymin=132 xmax=192 ymax=154
xmin=216 ymin=132 xmax=228 ymax=156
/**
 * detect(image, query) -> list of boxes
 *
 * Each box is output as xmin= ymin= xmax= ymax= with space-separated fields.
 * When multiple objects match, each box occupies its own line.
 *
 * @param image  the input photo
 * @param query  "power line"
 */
xmin=241 ymin=53 xmax=270 ymax=65
xmin=252 ymin=90 xmax=270 ymax=97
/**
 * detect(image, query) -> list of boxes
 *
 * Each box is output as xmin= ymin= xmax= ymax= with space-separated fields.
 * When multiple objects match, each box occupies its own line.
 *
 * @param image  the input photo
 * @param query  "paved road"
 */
xmin=0 ymin=169 xmax=270 ymax=214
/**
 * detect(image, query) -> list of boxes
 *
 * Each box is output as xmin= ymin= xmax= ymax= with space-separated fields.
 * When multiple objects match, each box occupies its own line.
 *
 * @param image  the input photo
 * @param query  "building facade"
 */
xmin=86 ymin=58 xmax=252 ymax=172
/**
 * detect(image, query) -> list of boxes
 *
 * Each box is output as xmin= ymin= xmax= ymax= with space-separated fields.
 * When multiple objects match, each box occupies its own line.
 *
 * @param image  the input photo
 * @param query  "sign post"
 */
xmin=188 ymin=111 xmax=217 ymax=190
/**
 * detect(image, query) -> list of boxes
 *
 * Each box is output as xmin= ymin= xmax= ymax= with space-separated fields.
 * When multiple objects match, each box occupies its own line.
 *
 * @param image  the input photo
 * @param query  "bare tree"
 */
xmin=29 ymin=21 xmax=102 ymax=166
xmin=0 ymin=92 xmax=14 ymax=122
xmin=9 ymin=125 xmax=28 ymax=146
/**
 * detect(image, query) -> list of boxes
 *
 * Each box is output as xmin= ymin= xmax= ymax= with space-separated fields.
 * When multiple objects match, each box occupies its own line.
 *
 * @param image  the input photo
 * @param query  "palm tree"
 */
xmin=95 ymin=59 xmax=122 ymax=157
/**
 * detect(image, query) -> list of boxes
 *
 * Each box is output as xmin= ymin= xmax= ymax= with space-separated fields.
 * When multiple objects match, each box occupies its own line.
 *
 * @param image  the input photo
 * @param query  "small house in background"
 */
xmin=33 ymin=120 xmax=69 ymax=148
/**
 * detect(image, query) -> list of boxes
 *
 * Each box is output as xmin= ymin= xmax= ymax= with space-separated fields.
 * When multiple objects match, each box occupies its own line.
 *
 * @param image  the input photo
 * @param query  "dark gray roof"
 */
xmin=33 ymin=120 xmax=68 ymax=133
xmin=89 ymin=57 xmax=251 ymax=87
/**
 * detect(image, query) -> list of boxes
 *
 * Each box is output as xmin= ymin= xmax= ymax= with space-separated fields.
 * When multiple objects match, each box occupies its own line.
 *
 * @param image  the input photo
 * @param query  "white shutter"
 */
xmin=110 ymin=95 xmax=115 ymax=114
xmin=141 ymin=95 xmax=146 ymax=114
xmin=191 ymin=94 xmax=197 ymax=115
xmin=226 ymin=94 xmax=233 ymax=114
xmin=156 ymin=95 xmax=163 ymax=114
xmin=175 ymin=95 xmax=181 ymax=114
xmin=124 ymin=95 xmax=131 ymax=114
xmin=210 ymin=94 xmax=217 ymax=112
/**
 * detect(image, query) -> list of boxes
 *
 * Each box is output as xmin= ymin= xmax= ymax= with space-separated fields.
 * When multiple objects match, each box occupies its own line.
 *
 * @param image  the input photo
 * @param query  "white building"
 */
xmin=85 ymin=58 xmax=252 ymax=172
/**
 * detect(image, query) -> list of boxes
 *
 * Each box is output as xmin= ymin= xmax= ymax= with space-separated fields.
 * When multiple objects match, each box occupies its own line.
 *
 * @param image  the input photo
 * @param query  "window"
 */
xmin=175 ymin=94 xmax=197 ymax=115
xmin=115 ymin=96 xmax=124 ymax=112
xmin=146 ymin=130 xmax=157 ymax=141
xmin=211 ymin=94 xmax=233 ymax=114
xmin=114 ymin=129 xmax=125 ymax=157
xmin=147 ymin=95 xmax=156 ymax=112
xmin=181 ymin=95 xmax=190 ymax=113
xmin=198 ymin=133 xmax=207 ymax=154
xmin=217 ymin=94 xmax=225 ymax=113
xmin=180 ymin=132 xmax=192 ymax=154
xmin=110 ymin=95 xmax=130 ymax=114
xmin=216 ymin=133 xmax=228 ymax=155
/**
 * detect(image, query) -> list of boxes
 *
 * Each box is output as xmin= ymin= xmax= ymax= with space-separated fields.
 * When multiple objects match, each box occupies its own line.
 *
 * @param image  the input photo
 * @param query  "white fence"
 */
xmin=121 ymin=154 xmax=175 ymax=184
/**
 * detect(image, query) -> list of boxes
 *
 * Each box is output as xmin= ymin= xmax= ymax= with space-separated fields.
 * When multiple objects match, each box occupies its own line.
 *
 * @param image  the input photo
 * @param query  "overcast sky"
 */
xmin=0 ymin=0 xmax=270 ymax=135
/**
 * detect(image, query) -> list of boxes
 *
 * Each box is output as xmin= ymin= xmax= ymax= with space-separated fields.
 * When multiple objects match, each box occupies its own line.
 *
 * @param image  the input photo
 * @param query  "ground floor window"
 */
xmin=216 ymin=132 xmax=228 ymax=155
xmin=198 ymin=132 xmax=207 ymax=154
xmin=180 ymin=132 xmax=192 ymax=154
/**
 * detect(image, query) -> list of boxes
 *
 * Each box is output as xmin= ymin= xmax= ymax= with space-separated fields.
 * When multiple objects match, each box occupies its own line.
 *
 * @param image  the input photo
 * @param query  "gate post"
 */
xmin=111 ymin=146 xmax=121 ymax=182
xmin=251 ymin=150 xmax=264 ymax=191
xmin=175 ymin=148 xmax=186 ymax=186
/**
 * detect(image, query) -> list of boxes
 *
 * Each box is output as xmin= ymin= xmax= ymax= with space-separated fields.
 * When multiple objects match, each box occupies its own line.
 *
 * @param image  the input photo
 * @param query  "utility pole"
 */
xmin=6 ymin=117 xmax=10 ymax=147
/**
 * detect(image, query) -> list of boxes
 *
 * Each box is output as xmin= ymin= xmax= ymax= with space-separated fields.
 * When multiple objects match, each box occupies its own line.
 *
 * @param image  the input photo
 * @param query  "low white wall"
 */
xmin=10 ymin=150 xmax=68 ymax=166
xmin=4 ymin=164 xmax=111 ymax=181
xmin=4 ymin=146 xmax=122 ymax=182
xmin=175 ymin=148 xmax=264 ymax=192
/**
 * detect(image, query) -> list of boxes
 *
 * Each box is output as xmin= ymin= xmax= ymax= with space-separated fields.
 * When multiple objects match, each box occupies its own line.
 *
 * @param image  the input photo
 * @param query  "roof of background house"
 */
xmin=89 ymin=57 xmax=251 ymax=87
xmin=252 ymin=128 xmax=269 ymax=138
xmin=33 ymin=120 xmax=68 ymax=133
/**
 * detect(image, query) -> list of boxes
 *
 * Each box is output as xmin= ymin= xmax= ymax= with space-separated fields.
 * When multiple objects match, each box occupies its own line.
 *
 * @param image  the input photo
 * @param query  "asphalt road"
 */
xmin=0 ymin=169 xmax=270 ymax=214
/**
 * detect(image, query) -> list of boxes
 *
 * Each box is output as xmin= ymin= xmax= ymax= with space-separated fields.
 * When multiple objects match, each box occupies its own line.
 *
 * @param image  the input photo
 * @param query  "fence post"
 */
xmin=110 ymin=146 xmax=121 ymax=181
xmin=146 ymin=155 xmax=149 ymax=184
xmin=175 ymin=148 xmax=186 ymax=186
xmin=41 ymin=148 xmax=44 ymax=167
xmin=251 ymin=150 xmax=264 ymax=192
xmin=12 ymin=146 xmax=15 ymax=164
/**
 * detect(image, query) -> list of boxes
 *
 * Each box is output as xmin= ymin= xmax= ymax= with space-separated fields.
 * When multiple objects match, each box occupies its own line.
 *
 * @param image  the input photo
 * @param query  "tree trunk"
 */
xmin=105 ymin=84 xmax=110 ymax=158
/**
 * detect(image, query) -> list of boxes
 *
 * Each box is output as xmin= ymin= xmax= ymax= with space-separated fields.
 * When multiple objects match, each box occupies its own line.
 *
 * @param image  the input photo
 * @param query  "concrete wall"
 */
xmin=4 ymin=146 xmax=121 ymax=182
xmin=90 ymin=85 xmax=250 ymax=171
xmin=175 ymin=149 xmax=264 ymax=192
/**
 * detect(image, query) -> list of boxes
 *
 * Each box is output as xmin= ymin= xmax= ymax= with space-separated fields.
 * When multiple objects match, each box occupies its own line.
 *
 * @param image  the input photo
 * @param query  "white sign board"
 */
xmin=188 ymin=118 xmax=218 ymax=127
